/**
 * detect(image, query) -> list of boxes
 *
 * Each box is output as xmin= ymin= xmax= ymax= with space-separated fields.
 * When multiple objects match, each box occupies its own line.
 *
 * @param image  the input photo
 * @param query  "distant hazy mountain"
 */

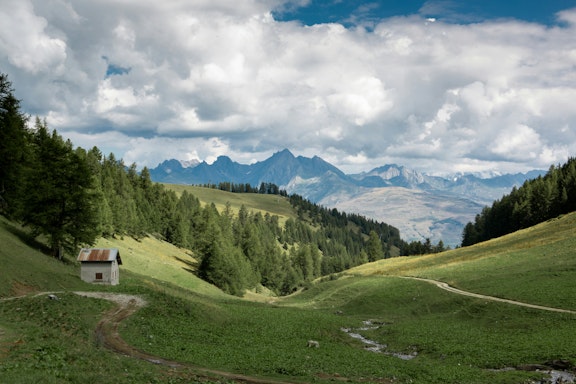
xmin=149 ymin=149 xmax=544 ymax=247
xmin=150 ymin=148 xmax=345 ymax=187
xmin=350 ymin=164 xmax=545 ymax=206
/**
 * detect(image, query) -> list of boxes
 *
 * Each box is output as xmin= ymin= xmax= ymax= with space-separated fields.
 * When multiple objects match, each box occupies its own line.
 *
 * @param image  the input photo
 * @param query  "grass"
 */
xmin=1 ymin=210 xmax=575 ymax=383
xmin=0 ymin=216 xmax=84 ymax=298
xmin=122 ymin=276 xmax=567 ymax=383
xmin=164 ymin=184 xmax=296 ymax=225
xmin=348 ymin=212 xmax=576 ymax=310
xmin=94 ymin=235 xmax=227 ymax=298
xmin=0 ymin=292 xmax=168 ymax=383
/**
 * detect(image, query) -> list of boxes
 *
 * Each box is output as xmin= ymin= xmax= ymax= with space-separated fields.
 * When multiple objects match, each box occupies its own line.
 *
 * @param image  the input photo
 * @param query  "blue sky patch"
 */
xmin=102 ymin=56 xmax=131 ymax=77
xmin=274 ymin=0 xmax=575 ymax=26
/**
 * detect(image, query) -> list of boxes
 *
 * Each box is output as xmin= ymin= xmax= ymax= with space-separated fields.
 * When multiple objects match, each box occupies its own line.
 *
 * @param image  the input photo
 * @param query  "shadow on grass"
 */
xmin=1 ymin=217 xmax=49 ymax=251
xmin=0 ymin=215 xmax=66 ymax=261
xmin=173 ymin=255 xmax=199 ymax=275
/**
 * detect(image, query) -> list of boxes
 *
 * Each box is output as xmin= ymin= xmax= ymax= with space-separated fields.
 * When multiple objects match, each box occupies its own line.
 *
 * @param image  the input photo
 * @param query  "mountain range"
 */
xmin=149 ymin=149 xmax=544 ymax=247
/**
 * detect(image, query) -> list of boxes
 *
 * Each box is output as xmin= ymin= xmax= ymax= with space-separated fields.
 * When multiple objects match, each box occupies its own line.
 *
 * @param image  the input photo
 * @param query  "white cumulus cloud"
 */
xmin=0 ymin=0 xmax=575 ymax=175
xmin=0 ymin=0 xmax=67 ymax=73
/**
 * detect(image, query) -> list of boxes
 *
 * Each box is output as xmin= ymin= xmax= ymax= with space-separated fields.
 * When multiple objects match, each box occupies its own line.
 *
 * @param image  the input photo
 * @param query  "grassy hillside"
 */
xmin=94 ymin=235 xmax=227 ymax=298
xmin=1 ymin=212 xmax=575 ymax=383
xmin=165 ymin=184 xmax=296 ymax=224
xmin=348 ymin=211 xmax=576 ymax=310
xmin=0 ymin=216 xmax=85 ymax=297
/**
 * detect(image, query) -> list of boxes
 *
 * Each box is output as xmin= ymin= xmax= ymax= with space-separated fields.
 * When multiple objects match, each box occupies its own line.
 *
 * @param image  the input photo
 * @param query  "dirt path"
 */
xmin=72 ymin=291 xmax=300 ymax=384
xmin=73 ymin=292 xmax=175 ymax=366
xmin=5 ymin=284 xmax=573 ymax=383
xmin=401 ymin=277 xmax=576 ymax=314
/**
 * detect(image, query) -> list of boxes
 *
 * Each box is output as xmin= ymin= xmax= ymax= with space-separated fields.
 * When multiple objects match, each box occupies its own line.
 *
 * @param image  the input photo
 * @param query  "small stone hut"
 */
xmin=77 ymin=248 xmax=122 ymax=285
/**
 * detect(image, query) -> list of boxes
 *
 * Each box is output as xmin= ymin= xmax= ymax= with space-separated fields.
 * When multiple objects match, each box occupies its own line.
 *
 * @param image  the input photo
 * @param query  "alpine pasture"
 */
xmin=1 ymin=208 xmax=575 ymax=383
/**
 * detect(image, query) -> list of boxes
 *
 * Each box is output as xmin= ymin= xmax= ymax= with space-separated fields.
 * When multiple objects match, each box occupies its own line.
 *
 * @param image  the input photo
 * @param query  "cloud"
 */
xmin=0 ymin=0 xmax=67 ymax=73
xmin=490 ymin=124 xmax=542 ymax=161
xmin=1 ymin=1 xmax=576 ymax=175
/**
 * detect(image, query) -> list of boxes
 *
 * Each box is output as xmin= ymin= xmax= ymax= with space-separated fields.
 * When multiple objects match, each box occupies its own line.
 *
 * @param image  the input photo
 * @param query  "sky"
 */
xmin=1 ymin=0 xmax=576 ymax=176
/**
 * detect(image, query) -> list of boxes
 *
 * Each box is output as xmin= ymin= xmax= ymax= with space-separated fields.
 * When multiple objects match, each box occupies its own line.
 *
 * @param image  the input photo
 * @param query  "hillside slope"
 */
xmin=0 ymin=216 xmax=83 ymax=297
xmin=1 ymin=211 xmax=575 ymax=383
xmin=94 ymin=235 xmax=227 ymax=298
xmin=326 ymin=186 xmax=482 ymax=247
xmin=347 ymin=211 xmax=576 ymax=310
xmin=0 ymin=214 xmax=225 ymax=299
xmin=165 ymin=184 xmax=296 ymax=224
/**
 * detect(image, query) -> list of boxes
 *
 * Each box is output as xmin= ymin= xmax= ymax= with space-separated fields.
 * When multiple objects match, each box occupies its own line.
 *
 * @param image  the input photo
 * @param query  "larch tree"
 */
xmin=19 ymin=118 xmax=100 ymax=258
xmin=0 ymin=73 xmax=29 ymax=217
xmin=366 ymin=230 xmax=384 ymax=262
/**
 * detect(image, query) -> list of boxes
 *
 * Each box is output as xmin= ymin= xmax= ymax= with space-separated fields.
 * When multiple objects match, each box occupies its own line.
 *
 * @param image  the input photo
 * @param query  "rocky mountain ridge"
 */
xmin=149 ymin=149 xmax=544 ymax=247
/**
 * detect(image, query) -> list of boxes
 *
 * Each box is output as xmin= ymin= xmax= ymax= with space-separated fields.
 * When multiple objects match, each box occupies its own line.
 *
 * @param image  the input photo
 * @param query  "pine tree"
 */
xmin=197 ymin=204 xmax=256 ymax=296
xmin=19 ymin=119 xmax=100 ymax=257
xmin=366 ymin=230 xmax=384 ymax=261
xmin=0 ymin=73 xmax=29 ymax=216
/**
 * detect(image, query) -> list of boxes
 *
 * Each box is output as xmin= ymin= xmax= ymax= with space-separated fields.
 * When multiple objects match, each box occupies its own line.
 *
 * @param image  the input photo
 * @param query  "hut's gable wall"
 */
xmin=80 ymin=261 xmax=119 ymax=285
xmin=77 ymin=248 xmax=121 ymax=285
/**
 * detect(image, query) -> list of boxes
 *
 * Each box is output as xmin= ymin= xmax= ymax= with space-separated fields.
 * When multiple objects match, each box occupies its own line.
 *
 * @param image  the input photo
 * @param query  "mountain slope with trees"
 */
xmin=149 ymin=150 xmax=544 ymax=247
xmin=0 ymin=72 xmax=407 ymax=296
xmin=461 ymin=158 xmax=576 ymax=246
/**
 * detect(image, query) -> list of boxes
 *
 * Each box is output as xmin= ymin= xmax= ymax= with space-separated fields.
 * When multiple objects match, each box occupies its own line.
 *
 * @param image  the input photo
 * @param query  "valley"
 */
xmin=324 ymin=186 xmax=481 ymax=247
xmin=1 ymin=7 xmax=574 ymax=382
xmin=150 ymin=150 xmax=543 ymax=247
xmin=1 ymin=208 xmax=575 ymax=383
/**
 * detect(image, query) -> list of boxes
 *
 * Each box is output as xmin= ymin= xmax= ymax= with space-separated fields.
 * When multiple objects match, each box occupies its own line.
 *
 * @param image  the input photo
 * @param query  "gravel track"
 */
xmin=401 ymin=276 xmax=576 ymax=314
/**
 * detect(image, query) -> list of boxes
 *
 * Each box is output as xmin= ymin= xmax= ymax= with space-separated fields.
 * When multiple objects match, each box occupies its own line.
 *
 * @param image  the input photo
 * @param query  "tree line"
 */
xmin=1 ymin=73 xmax=410 ymax=296
xmin=196 ymin=180 xmax=445 ymax=256
xmin=401 ymin=238 xmax=446 ymax=255
xmin=461 ymin=158 xmax=576 ymax=247
xmin=200 ymin=181 xmax=288 ymax=196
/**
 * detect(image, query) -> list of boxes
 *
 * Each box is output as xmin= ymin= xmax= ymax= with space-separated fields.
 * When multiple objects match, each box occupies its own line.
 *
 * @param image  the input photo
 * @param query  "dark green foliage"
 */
xmin=202 ymin=180 xmax=288 ymax=196
xmin=186 ymin=179 xmax=410 ymax=272
xmin=402 ymin=237 xmax=446 ymax=256
xmin=197 ymin=214 xmax=255 ymax=296
xmin=0 ymin=71 xmax=409 ymax=295
xmin=15 ymin=119 xmax=101 ymax=257
xmin=462 ymin=158 xmax=576 ymax=246
xmin=366 ymin=230 xmax=384 ymax=261
xmin=0 ymin=73 xmax=29 ymax=217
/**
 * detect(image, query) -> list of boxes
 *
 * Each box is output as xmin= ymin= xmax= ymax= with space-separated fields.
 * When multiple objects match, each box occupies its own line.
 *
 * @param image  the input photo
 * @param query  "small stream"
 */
xmin=342 ymin=321 xmax=575 ymax=383
xmin=548 ymin=370 xmax=575 ymax=383
xmin=341 ymin=320 xmax=417 ymax=360
xmin=490 ymin=367 xmax=575 ymax=383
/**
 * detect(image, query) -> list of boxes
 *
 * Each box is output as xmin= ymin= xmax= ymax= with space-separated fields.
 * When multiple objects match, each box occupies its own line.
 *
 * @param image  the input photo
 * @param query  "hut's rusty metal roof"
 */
xmin=77 ymin=248 xmax=122 ymax=265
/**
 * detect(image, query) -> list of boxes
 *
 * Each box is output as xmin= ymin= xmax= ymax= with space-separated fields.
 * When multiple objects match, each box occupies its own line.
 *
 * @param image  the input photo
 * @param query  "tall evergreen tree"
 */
xmin=462 ymin=157 xmax=576 ymax=247
xmin=19 ymin=119 xmax=100 ymax=257
xmin=197 ymin=203 xmax=256 ymax=295
xmin=366 ymin=230 xmax=384 ymax=261
xmin=0 ymin=73 xmax=29 ymax=216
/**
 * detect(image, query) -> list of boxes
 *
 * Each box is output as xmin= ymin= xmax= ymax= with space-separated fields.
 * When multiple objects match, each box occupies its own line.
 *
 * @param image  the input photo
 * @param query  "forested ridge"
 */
xmin=1 ymin=73 xmax=409 ymax=296
xmin=462 ymin=158 xmax=576 ymax=247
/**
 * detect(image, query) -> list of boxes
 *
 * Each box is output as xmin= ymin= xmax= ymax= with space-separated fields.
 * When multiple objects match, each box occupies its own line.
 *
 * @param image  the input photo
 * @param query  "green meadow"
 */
xmin=165 ymin=184 xmax=296 ymax=225
xmin=1 ymin=210 xmax=575 ymax=383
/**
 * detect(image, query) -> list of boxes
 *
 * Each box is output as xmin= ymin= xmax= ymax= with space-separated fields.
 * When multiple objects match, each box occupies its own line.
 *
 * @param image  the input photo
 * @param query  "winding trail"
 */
xmin=401 ymin=276 xmax=576 ymax=314
xmin=73 ymin=292 xmax=300 ymax=384
xmin=1 ymin=291 xmax=298 ymax=384
xmin=3 ymin=282 xmax=574 ymax=383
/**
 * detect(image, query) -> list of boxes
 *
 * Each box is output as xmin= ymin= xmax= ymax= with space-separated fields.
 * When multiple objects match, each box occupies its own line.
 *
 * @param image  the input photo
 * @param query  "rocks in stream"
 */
xmin=513 ymin=359 xmax=575 ymax=384
xmin=340 ymin=320 xmax=418 ymax=360
xmin=545 ymin=360 xmax=574 ymax=371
